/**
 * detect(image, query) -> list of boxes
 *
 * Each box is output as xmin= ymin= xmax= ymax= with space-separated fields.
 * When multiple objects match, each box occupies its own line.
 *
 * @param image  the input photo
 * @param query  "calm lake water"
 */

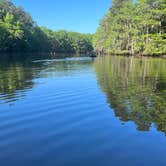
xmin=0 ymin=54 xmax=166 ymax=166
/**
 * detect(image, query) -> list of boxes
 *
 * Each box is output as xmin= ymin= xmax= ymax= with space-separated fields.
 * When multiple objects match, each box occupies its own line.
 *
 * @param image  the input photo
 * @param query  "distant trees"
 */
xmin=93 ymin=0 xmax=166 ymax=56
xmin=41 ymin=29 xmax=93 ymax=53
xmin=2 ymin=0 xmax=165 ymax=56
xmin=0 ymin=0 xmax=93 ymax=53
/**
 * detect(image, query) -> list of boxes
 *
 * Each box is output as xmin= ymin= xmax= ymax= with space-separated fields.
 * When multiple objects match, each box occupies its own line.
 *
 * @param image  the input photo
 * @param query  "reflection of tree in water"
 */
xmin=0 ymin=54 xmax=93 ymax=103
xmin=0 ymin=55 xmax=36 ymax=103
xmin=94 ymin=56 xmax=166 ymax=133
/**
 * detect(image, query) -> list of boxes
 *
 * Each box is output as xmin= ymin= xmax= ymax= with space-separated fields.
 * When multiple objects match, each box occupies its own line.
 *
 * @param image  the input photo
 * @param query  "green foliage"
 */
xmin=0 ymin=0 xmax=93 ymax=53
xmin=40 ymin=29 xmax=93 ymax=53
xmin=93 ymin=0 xmax=166 ymax=56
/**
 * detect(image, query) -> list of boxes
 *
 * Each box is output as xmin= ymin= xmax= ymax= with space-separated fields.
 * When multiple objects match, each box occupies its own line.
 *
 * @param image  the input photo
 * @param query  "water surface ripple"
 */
xmin=0 ymin=55 xmax=166 ymax=166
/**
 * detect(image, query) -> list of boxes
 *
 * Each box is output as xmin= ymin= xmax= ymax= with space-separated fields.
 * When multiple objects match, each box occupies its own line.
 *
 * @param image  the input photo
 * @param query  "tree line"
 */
xmin=0 ymin=0 xmax=93 ymax=53
xmin=93 ymin=0 xmax=166 ymax=56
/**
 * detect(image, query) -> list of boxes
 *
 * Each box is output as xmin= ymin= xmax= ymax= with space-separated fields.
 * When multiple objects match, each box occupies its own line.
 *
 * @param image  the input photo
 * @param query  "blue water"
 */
xmin=0 ymin=55 xmax=166 ymax=166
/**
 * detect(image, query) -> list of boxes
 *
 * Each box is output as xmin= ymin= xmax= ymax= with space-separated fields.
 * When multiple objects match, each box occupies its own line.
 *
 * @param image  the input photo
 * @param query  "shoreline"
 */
xmin=94 ymin=51 xmax=166 ymax=59
xmin=0 ymin=51 xmax=165 ymax=59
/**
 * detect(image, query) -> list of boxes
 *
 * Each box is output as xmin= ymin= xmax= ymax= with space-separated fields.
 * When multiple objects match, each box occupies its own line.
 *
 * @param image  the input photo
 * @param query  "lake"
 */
xmin=0 ymin=54 xmax=166 ymax=166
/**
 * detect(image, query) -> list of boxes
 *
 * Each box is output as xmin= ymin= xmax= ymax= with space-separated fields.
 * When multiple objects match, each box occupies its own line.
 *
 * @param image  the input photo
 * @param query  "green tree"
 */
xmin=0 ymin=0 xmax=93 ymax=54
xmin=93 ymin=0 xmax=166 ymax=56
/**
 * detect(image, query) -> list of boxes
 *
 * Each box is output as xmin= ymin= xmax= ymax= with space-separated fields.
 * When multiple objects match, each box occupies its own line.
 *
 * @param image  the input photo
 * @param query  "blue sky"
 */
xmin=12 ymin=0 xmax=111 ymax=33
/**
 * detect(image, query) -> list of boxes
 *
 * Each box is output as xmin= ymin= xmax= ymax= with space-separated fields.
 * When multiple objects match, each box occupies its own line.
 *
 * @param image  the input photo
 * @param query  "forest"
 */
xmin=0 ymin=0 xmax=93 ymax=53
xmin=0 ymin=0 xmax=166 ymax=56
xmin=93 ymin=0 xmax=166 ymax=56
